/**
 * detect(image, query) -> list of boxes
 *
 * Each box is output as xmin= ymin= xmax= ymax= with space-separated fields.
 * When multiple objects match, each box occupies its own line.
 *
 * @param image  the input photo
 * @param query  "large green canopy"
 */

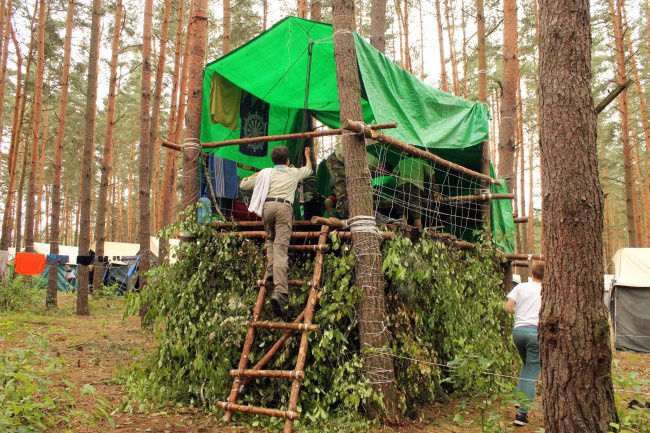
xmin=199 ymin=17 xmax=513 ymax=252
xmin=200 ymin=16 xmax=489 ymax=171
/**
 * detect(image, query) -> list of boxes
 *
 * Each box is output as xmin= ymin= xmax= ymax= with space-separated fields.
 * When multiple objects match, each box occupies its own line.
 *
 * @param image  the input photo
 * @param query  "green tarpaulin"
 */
xmin=199 ymin=16 xmax=512 ymax=249
xmin=490 ymin=165 xmax=515 ymax=253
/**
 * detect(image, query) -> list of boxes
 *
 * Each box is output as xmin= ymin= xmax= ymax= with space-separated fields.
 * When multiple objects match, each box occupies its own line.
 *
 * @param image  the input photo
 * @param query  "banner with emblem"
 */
xmin=239 ymin=91 xmax=270 ymax=157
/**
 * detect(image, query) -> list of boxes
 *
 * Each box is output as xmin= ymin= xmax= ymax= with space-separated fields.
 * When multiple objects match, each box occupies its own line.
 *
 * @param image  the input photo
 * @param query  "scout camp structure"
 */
xmin=160 ymin=17 xmax=521 ymax=432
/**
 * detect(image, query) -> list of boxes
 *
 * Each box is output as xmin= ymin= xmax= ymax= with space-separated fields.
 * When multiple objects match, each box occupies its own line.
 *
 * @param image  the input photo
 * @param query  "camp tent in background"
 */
xmin=610 ymin=248 xmax=650 ymax=353
xmin=33 ymin=242 xmax=79 ymax=264
xmin=199 ymin=17 xmax=514 ymax=252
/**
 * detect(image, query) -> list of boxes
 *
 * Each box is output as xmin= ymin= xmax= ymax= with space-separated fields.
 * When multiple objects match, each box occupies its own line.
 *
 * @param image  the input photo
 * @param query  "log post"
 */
xmin=332 ymin=0 xmax=400 ymax=422
xmin=181 ymin=0 xmax=208 ymax=230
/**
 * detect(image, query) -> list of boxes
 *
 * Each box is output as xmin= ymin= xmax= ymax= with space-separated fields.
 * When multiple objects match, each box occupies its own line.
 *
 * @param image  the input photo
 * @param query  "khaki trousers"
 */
xmin=263 ymin=201 xmax=293 ymax=294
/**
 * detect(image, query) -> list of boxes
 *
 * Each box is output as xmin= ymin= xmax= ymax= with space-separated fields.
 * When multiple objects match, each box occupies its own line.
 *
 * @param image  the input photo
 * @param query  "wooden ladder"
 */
xmin=216 ymin=225 xmax=331 ymax=433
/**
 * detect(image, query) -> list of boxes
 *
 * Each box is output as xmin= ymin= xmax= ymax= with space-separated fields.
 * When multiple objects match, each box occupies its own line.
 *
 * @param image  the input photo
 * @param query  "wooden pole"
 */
xmin=166 ymin=122 xmax=398 ymax=149
xmin=343 ymin=118 xmax=501 ymax=185
xmin=438 ymin=192 xmax=514 ymax=203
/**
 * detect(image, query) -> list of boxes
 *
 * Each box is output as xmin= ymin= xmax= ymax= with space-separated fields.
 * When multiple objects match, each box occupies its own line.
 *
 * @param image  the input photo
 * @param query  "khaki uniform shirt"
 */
xmin=240 ymin=166 xmax=312 ymax=204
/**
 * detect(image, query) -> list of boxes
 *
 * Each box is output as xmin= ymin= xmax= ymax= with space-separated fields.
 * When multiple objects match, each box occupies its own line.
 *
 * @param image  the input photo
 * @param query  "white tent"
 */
xmin=610 ymin=248 xmax=650 ymax=353
xmin=33 ymin=242 xmax=79 ymax=264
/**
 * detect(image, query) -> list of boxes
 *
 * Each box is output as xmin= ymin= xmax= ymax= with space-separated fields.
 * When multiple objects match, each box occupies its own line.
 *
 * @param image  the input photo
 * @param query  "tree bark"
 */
xmin=77 ymin=0 xmax=102 ymax=315
xmin=24 ymin=0 xmax=46 ymax=253
xmin=298 ymin=0 xmax=308 ymax=18
xmin=93 ymin=0 xmax=122 ymax=290
xmin=0 ymin=21 xmax=22 ymax=251
xmin=138 ymin=0 xmax=154 ymax=299
xmin=609 ymin=0 xmax=636 ymax=246
xmin=402 ymin=0 xmax=412 ymax=73
xmin=223 ymin=0 xmax=231 ymax=54
xmin=34 ymin=107 xmax=48 ymax=242
xmin=15 ymin=115 xmax=30 ymax=250
xmin=160 ymin=0 xmax=186 ymax=259
xmin=331 ymin=0 xmax=399 ymax=422
xmin=434 ymin=0 xmax=448 ymax=92
xmin=127 ymin=141 xmax=135 ymax=242
xmin=150 ymin=0 xmax=172 ymax=234
xmin=370 ymin=0 xmax=386 ymax=53
xmin=476 ymin=0 xmax=487 ymax=103
xmin=0 ymin=0 xmax=13 ymax=179
xmin=460 ymin=0 xmax=468 ymax=97
xmin=444 ymin=0 xmax=459 ymax=95
xmin=623 ymin=8 xmax=650 ymax=246
xmin=181 ymin=0 xmax=208 ymax=228
xmin=538 ymin=0 xmax=618 ymax=430
xmin=498 ymin=0 xmax=517 ymax=194
xmin=310 ymin=0 xmax=322 ymax=22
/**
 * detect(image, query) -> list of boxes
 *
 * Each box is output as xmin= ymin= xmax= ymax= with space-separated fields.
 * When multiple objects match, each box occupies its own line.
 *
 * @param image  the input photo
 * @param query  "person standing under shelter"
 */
xmin=393 ymin=156 xmax=433 ymax=229
xmin=240 ymin=146 xmax=312 ymax=316
xmin=64 ymin=264 xmax=77 ymax=293
xmin=503 ymin=261 xmax=544 ymax=426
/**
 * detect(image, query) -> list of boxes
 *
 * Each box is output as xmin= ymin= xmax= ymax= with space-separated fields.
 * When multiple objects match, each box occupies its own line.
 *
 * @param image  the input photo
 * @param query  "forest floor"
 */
xmin=2 ymin=293 xmax=648 ymax=433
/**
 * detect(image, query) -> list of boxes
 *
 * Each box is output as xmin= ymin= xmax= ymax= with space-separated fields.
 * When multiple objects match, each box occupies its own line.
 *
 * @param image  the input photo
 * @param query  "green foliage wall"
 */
xmin=124 ymin=222 xmax=516 ymax=428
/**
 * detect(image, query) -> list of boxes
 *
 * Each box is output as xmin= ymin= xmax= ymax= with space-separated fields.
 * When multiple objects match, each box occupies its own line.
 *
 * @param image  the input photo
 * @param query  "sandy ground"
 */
xmin=2 ymin=293 xmax=648 ymax=433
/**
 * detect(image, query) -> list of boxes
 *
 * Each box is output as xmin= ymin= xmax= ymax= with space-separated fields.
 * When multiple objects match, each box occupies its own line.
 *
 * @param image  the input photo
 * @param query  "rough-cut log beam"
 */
xmin=343 ymin=119 xmax=502 ymax=185
xmin=229 ymin=369 xmax=305 ymax=380
xmin=215 ymin=402 xmax=299 ymax=420
xmin=438 ymin=193 xmax=514 ymax=203
xmin=502 ymin=253 xmax=544 ymax=261
xmin=214 ymin=230 xmax=394 ymax=240
xmin=513 ymin=216 xmax=528 ymax=223
xmin=595 ymin=79 xmax=632 ymax=114
xmin=200 ymin=122 xmax=397 ymax=148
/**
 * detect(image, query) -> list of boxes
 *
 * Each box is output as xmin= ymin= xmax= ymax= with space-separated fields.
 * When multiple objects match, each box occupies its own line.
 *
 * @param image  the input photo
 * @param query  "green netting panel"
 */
xmin=490 ymin=164 xmax=515 ymax=253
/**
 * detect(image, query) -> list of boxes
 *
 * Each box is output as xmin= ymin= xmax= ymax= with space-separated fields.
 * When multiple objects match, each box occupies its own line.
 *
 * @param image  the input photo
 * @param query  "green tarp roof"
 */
xmin=200 ymin=16 xmax=489 ymax=171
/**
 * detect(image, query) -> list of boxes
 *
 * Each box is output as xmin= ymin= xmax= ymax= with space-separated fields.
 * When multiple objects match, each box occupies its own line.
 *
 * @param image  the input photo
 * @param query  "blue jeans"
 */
xmin=513 ymin=327 xmax=540 ymax=413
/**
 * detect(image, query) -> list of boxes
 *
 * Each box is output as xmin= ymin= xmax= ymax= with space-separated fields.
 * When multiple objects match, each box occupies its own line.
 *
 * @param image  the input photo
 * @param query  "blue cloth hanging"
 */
xmin=199 ymin=154 xmax=239 ymax=200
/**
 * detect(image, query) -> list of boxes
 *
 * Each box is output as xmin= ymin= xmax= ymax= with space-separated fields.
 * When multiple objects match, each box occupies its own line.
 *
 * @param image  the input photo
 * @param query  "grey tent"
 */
xmin=610 ymin=248 xmax=650 ymax=353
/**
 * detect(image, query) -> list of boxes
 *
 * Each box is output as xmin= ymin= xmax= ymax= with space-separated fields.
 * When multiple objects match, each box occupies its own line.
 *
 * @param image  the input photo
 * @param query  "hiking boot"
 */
xmin=270 ymin=291 xmax=288 ymax=318
xmin=514 ymin=412 xmax=529 ymax=427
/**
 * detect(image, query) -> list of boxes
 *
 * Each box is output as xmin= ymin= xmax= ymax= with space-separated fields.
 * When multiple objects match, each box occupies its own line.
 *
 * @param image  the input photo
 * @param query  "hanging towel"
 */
xmin=0 ymin=250 xmax=9 ymax=276
xmin=200 ymin=154 xmax=239 ymax=199
xmin=239 ymin=91 xmax=270 ymax=157
xmin=209 ymin=74 xmax=241 ymax=130
xmin=14 ymin=252 xmax=46 ymax=276
xmin=77 ymin=255 xmax=95 ymax=266
xmin=247 ymin=168 xmax=273 ymax=217
xmin=45 ymin=254 xmax=70 ymax=266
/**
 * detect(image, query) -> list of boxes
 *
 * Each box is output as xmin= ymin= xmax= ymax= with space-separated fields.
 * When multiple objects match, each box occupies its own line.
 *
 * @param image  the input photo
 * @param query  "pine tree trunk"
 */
xmin=223 ymin=0 xmax=231 ymax=54
xmin=444 ymin=0 xmax=459 ymax=95
xmin=0 ymin=22 xmax=21 ymax=251
xmin=93 ymin=0 xmax=122 ymax=290
xmin=434 ymin=0 xmax=448 ymax=92
xmin=538 ymin=0 xmax=618 ymax=430
xmin=460 ymin=0 xmax=468 ymax=97
xmin=517 ymin=67 xmax=526 ymax=252
xmin=34 ymin=107 xmax=48 ymax=242
xmin=623 ymin=8 xmax=650 ymax=246
xmin=180 ymin=0 xmax=207 ymax=227
xmin=0 ymin=0 xmax=13 ymax=179
xmin=138 ymin=0 xmax=154 ymax=298
xmin=24 ymin=0 xmax=46 ymax=253
xmin=609 ymin=0 xmax=636 ymax=246
xmin=498 ymin=0 xmax=517 ymax=194
xmin=150 ymin=0 xmax=172 ymax=235
xmin=310 ymin=0 xmax=322 ymax=21
xmin=160 ymin=0 xmax=186 ymax=260
xmin=127 ymin=141 xmax=135 ymax=242
xmin=476 ymin=0 xmax=487 ymax=103
xmin=630 ymin=124 xmax=643 ymax=245
xmin=15 ymin=123 xmax=29 ymax=250
xmin=331 ymin=0 xmax=399 ymax=422
xmin=298 ymin=0 xmax=308 ymax=18
xmin=402 ymin=0 xmax=412 ymax=73
xmin=77 ymin=0 xmax=102 ymax=316
xmin=370 ymin=0 xmax=386 ymax=53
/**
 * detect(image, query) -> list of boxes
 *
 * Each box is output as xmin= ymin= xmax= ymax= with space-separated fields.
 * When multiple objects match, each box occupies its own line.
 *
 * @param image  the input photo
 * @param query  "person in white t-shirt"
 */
xmin=504 ymin=261 xmax=544 ymax=427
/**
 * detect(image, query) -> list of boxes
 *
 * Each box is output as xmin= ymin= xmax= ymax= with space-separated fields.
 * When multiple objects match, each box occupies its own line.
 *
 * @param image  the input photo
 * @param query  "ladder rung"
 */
xmin=247 ymin=321 xmax=318 ymax=331
xmin=216 ymin=402 xmax=300 ymax=420
xmin=257 ymin=279 xmax=305 ymax=287
xmin=229 ymin=369 xmax=305 ymax=380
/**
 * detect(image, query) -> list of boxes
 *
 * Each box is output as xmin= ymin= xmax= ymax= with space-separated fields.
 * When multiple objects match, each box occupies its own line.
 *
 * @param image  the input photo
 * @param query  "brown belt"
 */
xmin=265 ymin=197 xmax=292 ymax=205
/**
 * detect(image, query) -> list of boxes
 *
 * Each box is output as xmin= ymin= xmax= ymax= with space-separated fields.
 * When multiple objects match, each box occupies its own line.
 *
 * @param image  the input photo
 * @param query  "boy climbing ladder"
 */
xmin=240 ymin=146 xmax=313 ymax=316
